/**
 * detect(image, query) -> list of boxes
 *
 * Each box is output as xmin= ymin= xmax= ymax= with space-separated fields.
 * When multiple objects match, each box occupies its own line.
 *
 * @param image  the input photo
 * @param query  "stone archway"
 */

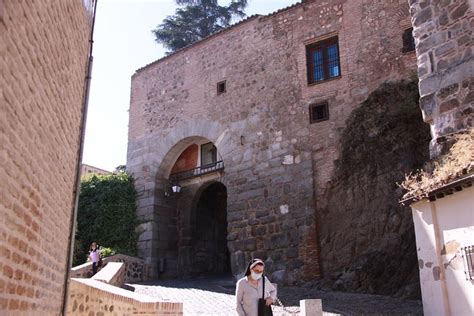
xmin=189 ymin=182 xmax=230 ymax=276
xmin=128 ymin=119 xmax=240 ymax=279
xmin=151 ymin=135 xmax=230 ymax=278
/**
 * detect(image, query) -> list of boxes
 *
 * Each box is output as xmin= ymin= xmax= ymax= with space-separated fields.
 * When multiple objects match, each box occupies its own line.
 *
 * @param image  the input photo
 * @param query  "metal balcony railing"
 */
xmin=169 ymin=161 xmax=224 ymax=182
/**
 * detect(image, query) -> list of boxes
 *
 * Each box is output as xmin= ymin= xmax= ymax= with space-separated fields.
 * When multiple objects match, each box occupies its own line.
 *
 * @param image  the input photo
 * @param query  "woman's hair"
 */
xmin=89 ymin=242 xmax=98 ymax=252
xmin=244 ymin=258 xmax=264 ymax=276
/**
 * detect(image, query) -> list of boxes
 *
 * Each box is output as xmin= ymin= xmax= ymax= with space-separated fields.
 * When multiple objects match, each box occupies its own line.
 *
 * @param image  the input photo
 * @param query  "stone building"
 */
xmin=80 ymin=163 xmax=112 ymax=178
xmin=127 ymin=0 xmax=426 ymax=292
xmin=403 ymin=1 xmax=473 ymax=314
xmin=409 ymin=0 xmax=473 ymax=158
xmin=1 ymin=1 xmax=94 ymax=314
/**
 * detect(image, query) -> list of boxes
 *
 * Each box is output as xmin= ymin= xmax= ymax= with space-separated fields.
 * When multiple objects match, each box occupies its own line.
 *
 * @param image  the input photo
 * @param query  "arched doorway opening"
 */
xmin=190 ymin=182 xmax=230 ymax=276
xmin=153 ymin=136 xmax=228 ymax=278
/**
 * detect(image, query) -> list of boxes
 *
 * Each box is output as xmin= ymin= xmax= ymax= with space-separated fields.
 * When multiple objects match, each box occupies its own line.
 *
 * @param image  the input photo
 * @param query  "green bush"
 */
xmin=73 ymin=171 xmax=138 ymax=266
xmin=99 ymin=247 xmax=116 ymax=258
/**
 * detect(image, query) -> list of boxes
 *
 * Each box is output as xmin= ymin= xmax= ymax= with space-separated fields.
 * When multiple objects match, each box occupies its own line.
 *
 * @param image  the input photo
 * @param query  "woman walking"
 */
xmin=236 ymin=258 xmax=277 ymax=316
xmin=89 ymin=242 xmax=101 ymax=275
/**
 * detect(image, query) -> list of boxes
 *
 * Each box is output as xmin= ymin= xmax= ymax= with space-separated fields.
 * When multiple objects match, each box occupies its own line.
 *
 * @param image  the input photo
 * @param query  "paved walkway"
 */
xmin=130 ymin=275 xmax=422 ymax=315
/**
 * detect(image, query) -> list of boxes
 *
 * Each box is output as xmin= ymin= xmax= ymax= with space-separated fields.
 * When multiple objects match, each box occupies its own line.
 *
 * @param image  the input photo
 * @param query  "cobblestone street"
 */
xmin=130 ymin=275 xmax=423 ymax=315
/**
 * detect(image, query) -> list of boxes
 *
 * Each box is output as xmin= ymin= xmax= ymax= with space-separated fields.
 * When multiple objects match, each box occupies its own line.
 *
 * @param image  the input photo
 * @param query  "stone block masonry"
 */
xmin=1 ymin=1 xmax=92 ymax=314
xmin=409 ymin=0 xmax=473 ymax=157
xmin=128 ymin=0 xmax=418 ymax=285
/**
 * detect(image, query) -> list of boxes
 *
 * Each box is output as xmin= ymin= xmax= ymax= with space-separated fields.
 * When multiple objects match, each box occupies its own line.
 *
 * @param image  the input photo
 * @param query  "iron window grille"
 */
xmin=402 ymin=27 xmax=416 ymax=53
xmin=306 ymin=36 xmax=341 ymax=84
xmin=309 ymin=102 xmax=329 ymax=123
xmin=462 ymin=245 xmax=474 ymax=280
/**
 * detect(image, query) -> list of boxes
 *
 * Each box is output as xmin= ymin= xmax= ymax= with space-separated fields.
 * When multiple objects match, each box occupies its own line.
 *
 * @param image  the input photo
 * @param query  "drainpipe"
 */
xmin=429 ymin=201 xmax=451 ymax=316
xmin=61 ymin=0 xmax=98 ymax=314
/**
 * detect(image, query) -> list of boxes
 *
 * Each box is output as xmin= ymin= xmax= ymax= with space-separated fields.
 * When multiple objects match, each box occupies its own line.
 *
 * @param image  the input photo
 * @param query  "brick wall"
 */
xmin=409 ymin=0 xmax=473 ymax=157
xmin=128 ymin=0 xmax=417 ymax=282
xmin=0 ymin=1 xmax=91 ymax=314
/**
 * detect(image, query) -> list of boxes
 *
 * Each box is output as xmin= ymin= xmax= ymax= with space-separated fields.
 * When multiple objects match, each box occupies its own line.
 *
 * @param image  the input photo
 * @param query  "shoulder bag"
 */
xmin=258 ymin=276 xmax=273 ymax=316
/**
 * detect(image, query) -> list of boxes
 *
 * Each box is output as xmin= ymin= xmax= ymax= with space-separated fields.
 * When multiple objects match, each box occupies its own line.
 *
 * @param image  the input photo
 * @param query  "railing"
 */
xmin=170 ymin=161 xmax=224 ymax=182
xmin=462 ymin=245 xmax=474 ymax=280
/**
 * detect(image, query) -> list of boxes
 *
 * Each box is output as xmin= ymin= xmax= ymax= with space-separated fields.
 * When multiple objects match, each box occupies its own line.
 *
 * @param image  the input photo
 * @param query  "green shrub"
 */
xmin=99 ymin=247 xmax=117 ymax=258
xmin=73 ymin=171 xmax=138 ymax=266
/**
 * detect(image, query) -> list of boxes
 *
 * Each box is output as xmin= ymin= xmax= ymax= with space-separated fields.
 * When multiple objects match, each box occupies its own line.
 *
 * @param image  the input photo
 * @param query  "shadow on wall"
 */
xmin=318 ymin=80 xmax=431 ymax=299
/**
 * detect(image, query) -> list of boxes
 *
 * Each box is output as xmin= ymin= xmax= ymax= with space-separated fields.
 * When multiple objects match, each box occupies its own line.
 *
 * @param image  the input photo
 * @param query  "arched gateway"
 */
xmin=128 ymin=119 xmax=320 ymax=282
xmin=180 ymin=181 xmax=230 ymax=276
xmin=156 ymin=138 xmax=230 ymax=278
xmin=127 ymin=119 xmax=239 ymax=279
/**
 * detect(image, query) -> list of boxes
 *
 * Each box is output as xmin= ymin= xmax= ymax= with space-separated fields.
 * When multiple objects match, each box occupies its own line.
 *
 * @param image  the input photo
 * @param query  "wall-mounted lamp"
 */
xmin=171 ymin=184 xmax=181 ymax=194
xmin=165 ymin=183 xmax=182 ymax=197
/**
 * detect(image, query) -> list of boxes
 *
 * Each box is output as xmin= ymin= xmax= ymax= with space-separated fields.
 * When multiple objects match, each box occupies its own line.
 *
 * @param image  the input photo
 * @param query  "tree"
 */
xmin=152 ymin=0 xmax=248 ymax=53
xmin=73 ymin=172 xmax=138 ymax=266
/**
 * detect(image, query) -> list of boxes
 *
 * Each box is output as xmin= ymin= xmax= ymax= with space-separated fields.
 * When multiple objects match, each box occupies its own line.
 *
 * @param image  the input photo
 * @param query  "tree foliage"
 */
xmin=73 ymin=172 xmax=138 ymax=266
xmin=152 ymin=0 xmax=248 ymax=53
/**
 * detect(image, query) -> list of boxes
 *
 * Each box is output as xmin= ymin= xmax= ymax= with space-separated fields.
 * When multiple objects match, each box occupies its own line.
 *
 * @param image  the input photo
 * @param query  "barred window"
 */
xmin=309 ymin=102 xmax=329 ymax=123
xmin=306 ymin=36 xmax=341 ymax=84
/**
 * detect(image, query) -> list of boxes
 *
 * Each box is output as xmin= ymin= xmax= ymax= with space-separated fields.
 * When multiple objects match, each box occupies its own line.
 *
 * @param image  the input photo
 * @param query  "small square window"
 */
xmin=402 ymin=28 xmax=416 ymax=53
xmin=309 ymin=102 xmax=329 ymax=123
xmin=217 ymin=81 xmax=226 ymax=95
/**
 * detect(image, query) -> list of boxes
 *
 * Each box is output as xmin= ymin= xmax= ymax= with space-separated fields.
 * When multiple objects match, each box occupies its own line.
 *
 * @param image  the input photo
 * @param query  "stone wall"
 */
xmin=91 ymin=262 xmax=126 ymax=287
xmin=318 ymin=81 xmax=430 ymax=298
xmin=67 ymin=278 xmax=183 ymax=315
xmin=71 ymin=254 xmax=146 ymax=283
xmin=409 ymin=0 xmax=473 ymax=157
xmin=0 ymin=1 xmax=91 ymax=314
xmin=128 ymin=0 xmax=418 ymax=285
xmin=68 ymin=259 xmax=182 ymax=315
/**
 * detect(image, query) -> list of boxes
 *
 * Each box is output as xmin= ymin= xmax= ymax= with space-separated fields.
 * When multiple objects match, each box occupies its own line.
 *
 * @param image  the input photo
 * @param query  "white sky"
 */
xmin=82 ymin=0 xmax=298 ymax=171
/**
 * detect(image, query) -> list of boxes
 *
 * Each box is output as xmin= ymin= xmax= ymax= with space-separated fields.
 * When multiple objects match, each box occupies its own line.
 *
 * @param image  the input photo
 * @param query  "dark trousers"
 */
xmin=92 ymin=262 xmax=98 ymax=275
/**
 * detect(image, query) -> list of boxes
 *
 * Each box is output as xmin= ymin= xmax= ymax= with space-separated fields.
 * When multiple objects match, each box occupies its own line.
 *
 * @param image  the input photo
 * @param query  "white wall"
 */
xmin=411 ymin=186 xmax=474 ymax=316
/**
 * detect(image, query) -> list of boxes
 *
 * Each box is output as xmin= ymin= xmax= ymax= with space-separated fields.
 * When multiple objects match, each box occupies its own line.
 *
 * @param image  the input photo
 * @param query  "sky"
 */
xmin=82 ymin=0 xmax=298 ymax=172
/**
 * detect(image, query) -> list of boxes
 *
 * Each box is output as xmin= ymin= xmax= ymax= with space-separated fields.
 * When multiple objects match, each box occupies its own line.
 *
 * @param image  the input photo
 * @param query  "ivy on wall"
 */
xmin=73 ymin=171 xmax=138 ymax=266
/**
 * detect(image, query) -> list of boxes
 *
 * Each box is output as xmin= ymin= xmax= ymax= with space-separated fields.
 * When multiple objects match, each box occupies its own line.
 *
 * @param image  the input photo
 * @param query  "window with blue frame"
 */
xmin=306 ymin=36 xmax=341 ymax=84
